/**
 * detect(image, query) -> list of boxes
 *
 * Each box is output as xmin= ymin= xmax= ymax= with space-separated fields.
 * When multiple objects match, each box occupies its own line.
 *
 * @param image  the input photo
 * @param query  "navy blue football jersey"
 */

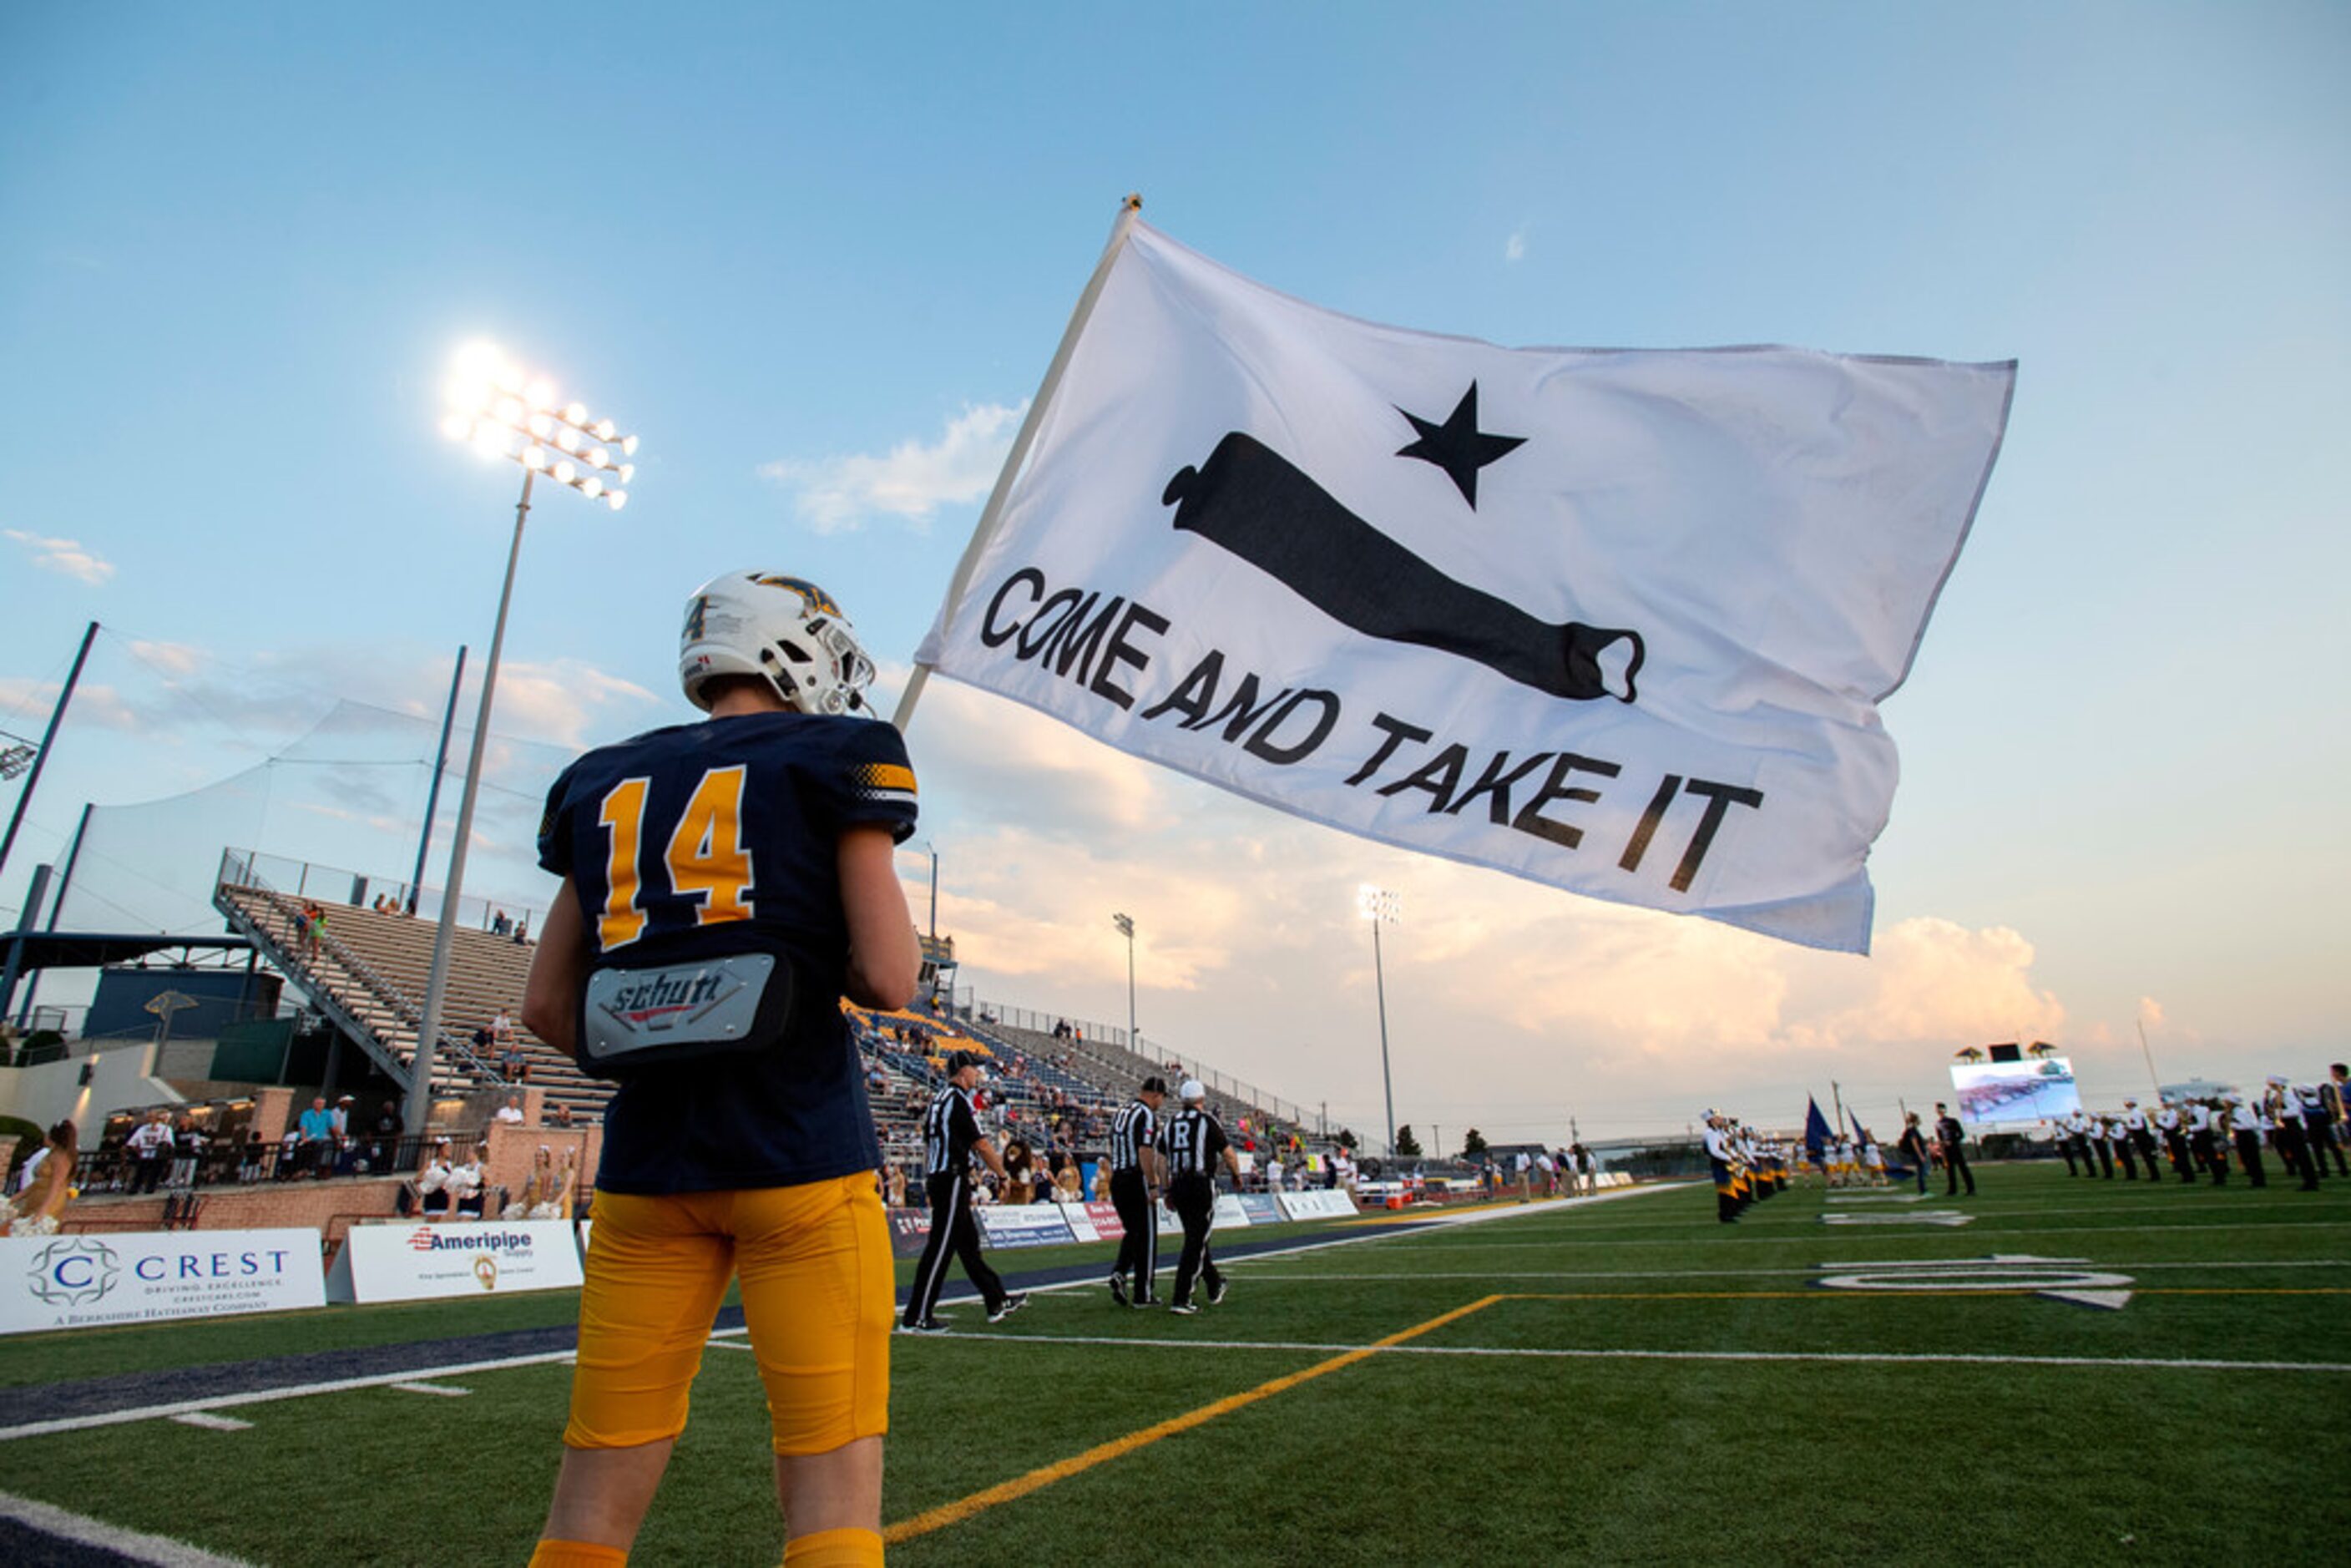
xmin=538 ymin=710 xmax=918 ymax=1194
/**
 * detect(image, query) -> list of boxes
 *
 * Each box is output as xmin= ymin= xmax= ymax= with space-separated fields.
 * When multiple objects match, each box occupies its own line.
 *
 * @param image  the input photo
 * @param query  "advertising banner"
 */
xmin=1212 ymin=1193 xmax=1251 ymax=1228
xmin=2 ymin=1228 xmax=325 ymax=1337
xmin=1078 ymin=1201 xmax=1125 ymax=1243
xmin=975 ymin=1205 xmax=1075 ymax=1249
xmin=1236 ymin=1193 xmax=1284 ymax=1225
xmin=328 ymin=1220 xmax=584 ymax=1304
xmin=885 ymin=1207 xmax=932 ymax=1258
xmin=1277 ymin=1190 xmax=1360 ymax=1221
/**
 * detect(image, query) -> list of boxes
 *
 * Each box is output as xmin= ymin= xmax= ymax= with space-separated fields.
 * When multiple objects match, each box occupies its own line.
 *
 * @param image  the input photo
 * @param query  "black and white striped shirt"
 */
xmin=1157 ymin=1105 xmax=1228 ymax=1181
xmin=1110 ymin=1100 xmax=1159 ymax=1172
xmin=922 ymin=1085 xmax=983 ymax=1177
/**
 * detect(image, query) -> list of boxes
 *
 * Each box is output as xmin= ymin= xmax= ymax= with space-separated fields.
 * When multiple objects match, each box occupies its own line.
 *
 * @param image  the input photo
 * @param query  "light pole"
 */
xmin=1111 ymin=912 xmax=1136 ymax=1049
xmin=923 ymin=841 xmax=939 ymax=941
xmin=407 ymin=343 xmax=639 ymax=1132
xmin=1358 ymin=884 xmax=1399 ymax=1158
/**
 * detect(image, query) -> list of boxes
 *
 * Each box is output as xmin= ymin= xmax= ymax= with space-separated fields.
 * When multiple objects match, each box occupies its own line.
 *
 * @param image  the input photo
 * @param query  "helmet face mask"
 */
xmin=680 ymin=571 xmax=875 ymax=716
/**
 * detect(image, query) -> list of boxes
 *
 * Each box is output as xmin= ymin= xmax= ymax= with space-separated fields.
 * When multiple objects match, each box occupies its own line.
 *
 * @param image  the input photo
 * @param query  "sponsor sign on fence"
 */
xmin=975 ymin=1205 xmax=1076 ymax=1249
xmin=2 ymin=1228 xmax=326 ymax=1336
xmin=885 ymin=1207 xmax=933 ymax=1257
xmin=1277 ymin=1189 xmax=1360 ymax=1221
xmin=1212 ymin=1193 xmax=1251 ymax=1228
xmin=328 ymin=1219 xmax=584 ymax=1304
xmin=1236 ymin=1193 xmax=1284 ymax=1225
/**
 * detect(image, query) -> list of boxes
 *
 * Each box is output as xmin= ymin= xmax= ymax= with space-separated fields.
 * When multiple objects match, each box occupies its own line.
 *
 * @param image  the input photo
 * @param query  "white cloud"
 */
xmin=128 ymin=640 xmax=202 ymax=675
xmin=481 ymin=658 xmax=659 ymax=749
xmin=1504 ymin=229 xmax=1527 ymax=263
xmin=5 ymin=528 xmax=114 ymax=584
xmin=760 ymin=402 xmax=1025 ymax=533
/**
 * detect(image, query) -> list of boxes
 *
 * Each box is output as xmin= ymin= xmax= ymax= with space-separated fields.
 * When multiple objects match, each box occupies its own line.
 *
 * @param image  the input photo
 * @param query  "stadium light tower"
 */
xmin=1111 ymin=912 xmax=1136 ymax=1048
xmin=407 ymin=343 xmax=640 ymax=1131
xmin=1358 ymin=884 xmax=1400 ymax=1158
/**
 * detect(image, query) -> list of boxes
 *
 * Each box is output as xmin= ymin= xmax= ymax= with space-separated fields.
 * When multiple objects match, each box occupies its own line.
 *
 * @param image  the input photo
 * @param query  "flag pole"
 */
xmin=893 ymin=192 xmax=1145 ymax=734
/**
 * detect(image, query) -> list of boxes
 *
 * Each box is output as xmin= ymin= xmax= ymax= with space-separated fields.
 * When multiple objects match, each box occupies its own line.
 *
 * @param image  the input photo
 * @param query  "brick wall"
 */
xmin=66 ymin=1177 xmax=411 ymax=1250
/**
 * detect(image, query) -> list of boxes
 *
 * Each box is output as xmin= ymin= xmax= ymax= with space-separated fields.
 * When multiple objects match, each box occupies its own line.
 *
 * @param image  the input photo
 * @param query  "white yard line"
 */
xmin=908 ymin=1328 xmax=2351 ymax=1375
xmin=0 ymin=1488 xmax=258 ymax=1566
xmin=168 ymin=1412 xmax=254 ymax=1431
xmin=388 ymin=1382 xmax=471 ymax=1397
xmin=1231 ymin=1259 xmax=2351 ymax=1282
xmin=1393 ymin=1218 xmax=2351 ymax=1248
xmin=0 ymin=1349 xmax=579 ymax=1443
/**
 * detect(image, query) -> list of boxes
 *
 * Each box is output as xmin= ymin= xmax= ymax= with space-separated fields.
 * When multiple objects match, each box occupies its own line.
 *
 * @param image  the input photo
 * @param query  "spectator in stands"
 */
xmin=498 ymin=1095 xmax=528 ymax=1126
xmin=513 ymin=913 xmax=530 ymax=944
xmin=548 ymin=1102 xmax=575 ymax=1129
xmin=297 ymin=1095 xmax=335 ymax=1177
xmin=126 ymin=1109 xmax=173 ymax=1196
xmin=238 ymin=1127 xmax=267 ymax=1183
xmin=166 ymin=1115 xmax=200 ymax=1188
xmin=2 ymin=1120 xmax=79 ymax=1235
xmin=501 ymin=1036 xmax=530 ymax=1083
xmin=299 ymin=899 xmax=325 ymax=959
xmin=883 ymin=1164 xmax=908 ymax=1206
xmin=366 ymin=1098 xmax=404 ymax=1174
xmin=493 ymin=909 xmax=513 ymax=937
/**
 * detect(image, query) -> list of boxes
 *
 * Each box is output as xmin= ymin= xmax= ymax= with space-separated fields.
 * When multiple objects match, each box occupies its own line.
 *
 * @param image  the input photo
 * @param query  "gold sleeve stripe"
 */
xmin=852 ymin=761 xmax=918 ymax=795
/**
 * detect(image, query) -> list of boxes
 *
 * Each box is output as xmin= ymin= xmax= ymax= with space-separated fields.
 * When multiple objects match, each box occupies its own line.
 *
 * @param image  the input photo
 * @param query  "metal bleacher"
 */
xmin=211 ymin=851 xmax=1311 ymax=1159
xmin=214 ymin=863 xmax=609 ymax=1121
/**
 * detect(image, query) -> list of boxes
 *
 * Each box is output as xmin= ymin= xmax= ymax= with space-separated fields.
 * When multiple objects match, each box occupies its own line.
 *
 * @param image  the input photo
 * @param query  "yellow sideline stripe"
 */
xmin=882 ymin=1294 xmax=1504 ymax=1545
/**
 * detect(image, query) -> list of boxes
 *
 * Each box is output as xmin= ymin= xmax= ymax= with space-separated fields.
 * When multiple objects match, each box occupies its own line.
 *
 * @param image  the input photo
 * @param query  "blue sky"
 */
xmin=3 ymin=3 xmax=2345 ymax=1146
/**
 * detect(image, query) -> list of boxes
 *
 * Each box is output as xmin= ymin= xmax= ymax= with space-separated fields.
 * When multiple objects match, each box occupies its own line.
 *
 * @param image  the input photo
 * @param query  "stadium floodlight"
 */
xmin=1358 ymin=884 xmax=1401 ymax=1159
xmin=1111 ymin=913 xmax=1137 ymax=1047
xmin=407 ymin=342 xmax=644 ymax=1130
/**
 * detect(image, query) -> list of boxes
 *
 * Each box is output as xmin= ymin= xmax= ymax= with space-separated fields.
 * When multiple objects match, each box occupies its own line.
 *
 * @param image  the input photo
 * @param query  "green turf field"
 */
xmin=3 ymin=1166 xmax=2346 ymax=1564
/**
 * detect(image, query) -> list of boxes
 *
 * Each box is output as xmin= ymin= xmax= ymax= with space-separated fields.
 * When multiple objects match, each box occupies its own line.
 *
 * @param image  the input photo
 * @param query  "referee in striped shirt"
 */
xmin=1105 ymin=1075 xmax=1169 ymax=1307
xmin=902 ymin=1052 xmax=1024 ymax=1333
xmin=1159 ymin=1079 xmax=1241 ymax=1314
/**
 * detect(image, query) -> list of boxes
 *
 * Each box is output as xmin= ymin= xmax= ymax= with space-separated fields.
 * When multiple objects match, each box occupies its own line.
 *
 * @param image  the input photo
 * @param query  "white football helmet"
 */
xmin=679 ymin=571 xmax=875 ymax=716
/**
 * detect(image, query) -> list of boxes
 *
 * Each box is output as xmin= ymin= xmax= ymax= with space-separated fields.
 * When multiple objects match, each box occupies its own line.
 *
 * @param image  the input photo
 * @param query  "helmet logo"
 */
xmin=750 ymin=574 xmax=843 ymax=618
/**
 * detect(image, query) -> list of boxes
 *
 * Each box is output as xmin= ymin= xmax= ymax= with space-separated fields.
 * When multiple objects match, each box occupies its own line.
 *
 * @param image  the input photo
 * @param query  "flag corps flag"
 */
xmin=1804 ymin=1098 xmax=1835 ymax=1162
xmin=913 ymin=217 xmax=2014 ymax=953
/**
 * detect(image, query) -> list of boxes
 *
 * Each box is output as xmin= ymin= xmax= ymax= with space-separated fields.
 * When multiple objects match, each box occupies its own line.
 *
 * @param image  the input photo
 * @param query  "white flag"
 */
xmin=915 ymin=222 xmax=2013 ymax=953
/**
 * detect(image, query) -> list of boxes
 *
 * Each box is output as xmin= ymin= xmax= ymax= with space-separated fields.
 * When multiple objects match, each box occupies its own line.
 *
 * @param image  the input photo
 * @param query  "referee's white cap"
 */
xmin=1180 ymin=1079 xmax=1206 ymax=1102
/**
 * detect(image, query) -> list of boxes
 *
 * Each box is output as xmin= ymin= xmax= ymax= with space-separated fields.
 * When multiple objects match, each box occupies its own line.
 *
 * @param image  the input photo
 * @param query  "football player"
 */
xmin=524 ymin=571 xmax=919 ymax=1568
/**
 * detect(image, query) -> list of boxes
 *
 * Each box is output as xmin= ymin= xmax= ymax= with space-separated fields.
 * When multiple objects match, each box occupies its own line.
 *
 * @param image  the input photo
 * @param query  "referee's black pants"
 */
xmin=904 ymin=1171 xmax=1005 ymax=1325
xmin=1169 ymin=1175 xmax=1222 ymax=1307
xmin=1109 ymin=1167 xmax=1158 ymax=1302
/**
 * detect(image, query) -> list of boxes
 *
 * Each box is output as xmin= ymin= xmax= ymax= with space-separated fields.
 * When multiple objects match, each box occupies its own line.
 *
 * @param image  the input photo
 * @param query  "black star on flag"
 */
xmin=1394 ymin=382 xmax=1524 ymax=508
